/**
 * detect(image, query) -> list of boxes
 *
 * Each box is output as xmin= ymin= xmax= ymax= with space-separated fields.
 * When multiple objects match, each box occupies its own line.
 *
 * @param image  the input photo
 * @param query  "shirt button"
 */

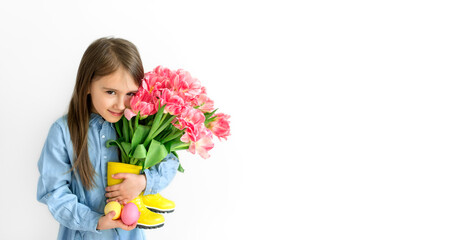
xmin=101 ymin=135 xmax=105 ymax=139
xmin=104 ymin=156 xmax=107 ymax=159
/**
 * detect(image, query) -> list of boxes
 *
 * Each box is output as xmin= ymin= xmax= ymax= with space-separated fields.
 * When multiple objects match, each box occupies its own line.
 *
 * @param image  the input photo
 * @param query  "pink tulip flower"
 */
xmin=193 ymin=87 xmax=214 ymax=112
xmin=142 ymin=66 xmax=176 ymax=97
xmin=142 ymin=73 xmax=164 ymax=97
xmin=176 ymin=107 xmax=205 ymax=130
xmin=124 ymin=108 xmax=137 ymax=120
xmin=129 ymin=88 xmax=158 ymax=117
xmin=158 ymin=89 xmax=186 ymax=116
xmin=166 ymin=69 xmax=202 ymax=103
xmin=153 ymin=65 xmax=176 ymax=84
xmin=208 ymin=113 xmax=231 ymax=140
xmin=181 ymin=124 xmax=214 ymax=159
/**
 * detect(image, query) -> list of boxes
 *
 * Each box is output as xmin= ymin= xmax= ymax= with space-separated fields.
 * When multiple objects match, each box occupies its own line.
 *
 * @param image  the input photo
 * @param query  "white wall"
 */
xmin=1 ymin=0 xmax=471 ymax=239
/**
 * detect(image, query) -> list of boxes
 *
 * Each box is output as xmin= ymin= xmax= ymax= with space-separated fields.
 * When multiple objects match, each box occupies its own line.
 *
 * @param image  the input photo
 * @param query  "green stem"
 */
xmin=135 ymin=112 xmax=140 ymax=132
xmin=171 ymin=142 xmax=190 ymax=151
xmin=129 ymin=118 xmax=134 ymax=137
xmin=143 ymin=114 xmax=175 ymax=148
xmin=130 ymin=157 xmax=139 ymax=165
xmin=162 ymin=130 xmax=184 ymax=144
xmin=143 ymin=103 xmax=166 ymax=148
xmin=114 ymin=121 xmax=122 ymax=138
xmin=123 ymin=118 xmax=129 ymax=142
xmin=148 ymin=115 xmax=176 ymax=145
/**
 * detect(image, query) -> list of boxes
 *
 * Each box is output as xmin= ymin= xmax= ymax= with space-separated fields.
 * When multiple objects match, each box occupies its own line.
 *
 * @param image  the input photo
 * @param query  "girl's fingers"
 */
xmin=129 ymin=222 xmax=137 ymax=230
xmin=106 ymin=196 xmax=123 ymax=203
xmin=105 ymin=190 xmax=120 ymax=198
xmin=105 ymin=192 xmax=134 ymax=204
xmin=117 ymin=219 xmax=136 ymax=230
xmin=105 ymin=184 xmax=121 ymax=192
xmin=112 ymin=173 xmax=130 ymax=179
xmin=106 ymin=211 xmax=116 ymax=220
xmin=123 ymin=221 xmax=137 ymax=231
xmin=105 ymin=194 xmax=131 ymax=204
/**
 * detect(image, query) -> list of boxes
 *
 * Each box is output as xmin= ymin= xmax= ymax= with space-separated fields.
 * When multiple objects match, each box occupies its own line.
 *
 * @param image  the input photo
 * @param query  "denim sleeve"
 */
xmin=36 ymin=122 xmax=102 ymax=233
xmin=142 ymin=153 xmax=179 ymax=195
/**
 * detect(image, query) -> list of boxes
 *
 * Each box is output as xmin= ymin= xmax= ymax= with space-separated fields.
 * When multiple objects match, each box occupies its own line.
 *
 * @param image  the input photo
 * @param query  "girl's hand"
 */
xmin=97 ymin=211 xmax=137 ymax=231
xmin=105 ymin=173 xmax=146 ymax=204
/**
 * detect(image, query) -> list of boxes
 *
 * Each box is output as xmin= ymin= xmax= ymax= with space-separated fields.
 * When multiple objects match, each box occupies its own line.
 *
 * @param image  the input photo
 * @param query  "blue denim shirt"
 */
xmin=37 ymin=113 xmax=179 ymax=240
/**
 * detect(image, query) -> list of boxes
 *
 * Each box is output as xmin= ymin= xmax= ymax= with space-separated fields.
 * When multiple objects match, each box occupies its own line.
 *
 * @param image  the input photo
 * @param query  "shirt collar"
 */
xmin=89 ymin=113 xmax=116 ymax=131
xmin=89 ymin=113 xmax=105 ymax=127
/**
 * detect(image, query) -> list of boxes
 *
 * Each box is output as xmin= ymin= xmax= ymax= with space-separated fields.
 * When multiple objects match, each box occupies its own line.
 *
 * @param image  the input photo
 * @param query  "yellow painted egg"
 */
xmin=104 ymin=201 xmax=122 ymax=220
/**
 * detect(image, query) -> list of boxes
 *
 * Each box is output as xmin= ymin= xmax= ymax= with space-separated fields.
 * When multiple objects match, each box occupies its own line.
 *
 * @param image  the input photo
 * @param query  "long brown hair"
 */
xmin=68 ymin=37 xmax=144 ymax=190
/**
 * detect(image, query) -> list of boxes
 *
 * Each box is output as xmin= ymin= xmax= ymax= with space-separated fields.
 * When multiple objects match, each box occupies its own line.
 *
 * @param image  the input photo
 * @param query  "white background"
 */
xmin=1 ymin=0 xmax=472 ymax=239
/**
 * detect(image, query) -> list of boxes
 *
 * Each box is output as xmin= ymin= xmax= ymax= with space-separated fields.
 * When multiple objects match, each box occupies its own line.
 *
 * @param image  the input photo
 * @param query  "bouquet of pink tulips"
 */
xmin=106 ymin=66 xmax=231 ymax=171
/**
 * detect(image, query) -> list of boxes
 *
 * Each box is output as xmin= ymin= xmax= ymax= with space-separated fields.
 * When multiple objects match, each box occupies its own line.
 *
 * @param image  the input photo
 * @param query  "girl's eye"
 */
xmin=106 ymin=91 xmax=116 ymax=95
xmin=127 ymin=92 xmax=136 ymax=97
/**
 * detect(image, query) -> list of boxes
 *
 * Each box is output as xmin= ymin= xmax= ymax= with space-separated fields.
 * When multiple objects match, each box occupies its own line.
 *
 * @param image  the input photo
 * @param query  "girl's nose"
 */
xmin=115 ymin=95 xmax=126 ymax=110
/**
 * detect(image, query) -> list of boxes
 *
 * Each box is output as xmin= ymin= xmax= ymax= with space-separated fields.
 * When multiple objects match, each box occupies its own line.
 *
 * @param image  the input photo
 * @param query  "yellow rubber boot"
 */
xmin=107 ymin=162 xmax=165 ymax=229
xmin=130 ymin=196 xmax=165 ymax=229
xmin=142 ymin=193 xmax=176 ymax=213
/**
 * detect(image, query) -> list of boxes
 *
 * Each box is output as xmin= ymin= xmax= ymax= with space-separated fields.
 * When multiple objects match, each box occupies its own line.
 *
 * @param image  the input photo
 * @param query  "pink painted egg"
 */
xmin=121 ymin=202 xmax=140 ymax=225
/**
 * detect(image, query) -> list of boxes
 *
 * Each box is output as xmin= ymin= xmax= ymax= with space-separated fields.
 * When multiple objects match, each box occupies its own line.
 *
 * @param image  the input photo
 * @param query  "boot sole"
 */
xmin=137 ymin=223 xmax=165 ymax=229
xmin=146 ymin=207 xmax=175 ymax=214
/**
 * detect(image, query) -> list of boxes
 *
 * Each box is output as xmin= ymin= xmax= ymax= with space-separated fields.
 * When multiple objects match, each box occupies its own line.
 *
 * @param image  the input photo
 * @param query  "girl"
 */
xmin=37 ymin=37 xmax=179 ymax=239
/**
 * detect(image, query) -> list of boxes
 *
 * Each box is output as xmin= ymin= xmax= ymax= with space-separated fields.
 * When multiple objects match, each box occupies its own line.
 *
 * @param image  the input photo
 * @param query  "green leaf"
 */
xmin=170 ymin=140 xmax=190 ymax=151
xmin=105 ymin=139 xmax=116 ymax=148
xmin=106 ymin=139 xmax=129 ymax=163
xmin=158 ymin=112 xmax=167 ymax=125
xmin=143 ymin=103 xmax=166 ymax=147
xmin=149 ymin=115 xmax=176 ymax=144
xmin=135 ymin=111 xmax=140 ymax=131
xmin=161 ymin=128 xmax=184 ymax=144
xmin=145 ymin=116 xmax=153 ymax=126
xmin=122 ymin=117 xmax=130 ymax=142
xmin=172 ymin=150 xmax=184 ymax=173
xmin=178 ymin=163 xmax=185 ymax=173
xmin=128 ymin=117 xmax=134 ymax=137
xmin=122 ymin=142 xmax=131 ymax=156
xmin=204 ymin=108 xmax=219 ymax=125
xmin=114 ymin=120 xmax=122 ymax=138
xmin=139 ymin=159 xmax=145 ymax=173
xmin=131 ymin=125 xmax=151 ymax=152
xmin=204 ymin=109 xmax=218 ymax=125
xmin=129 ymin=158 xmax=135 ymax=165
xmin=144 ymin=139 xmax=168 ymax=169
xmin=132 ymin=144 xmax=147 ymax=159
xmin=204 ymin=108 xmax=218 ymax=118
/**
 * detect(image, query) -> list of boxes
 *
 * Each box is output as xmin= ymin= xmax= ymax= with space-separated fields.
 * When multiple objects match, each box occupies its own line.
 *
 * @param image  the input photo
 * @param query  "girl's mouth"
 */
xmin=108 ymin=110 xmax=123 ymax=117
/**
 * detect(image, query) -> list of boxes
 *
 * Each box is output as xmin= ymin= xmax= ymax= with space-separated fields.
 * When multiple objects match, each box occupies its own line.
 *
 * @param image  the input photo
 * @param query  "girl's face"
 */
xmin=89 ymin=67 xmax=139 ymax=123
